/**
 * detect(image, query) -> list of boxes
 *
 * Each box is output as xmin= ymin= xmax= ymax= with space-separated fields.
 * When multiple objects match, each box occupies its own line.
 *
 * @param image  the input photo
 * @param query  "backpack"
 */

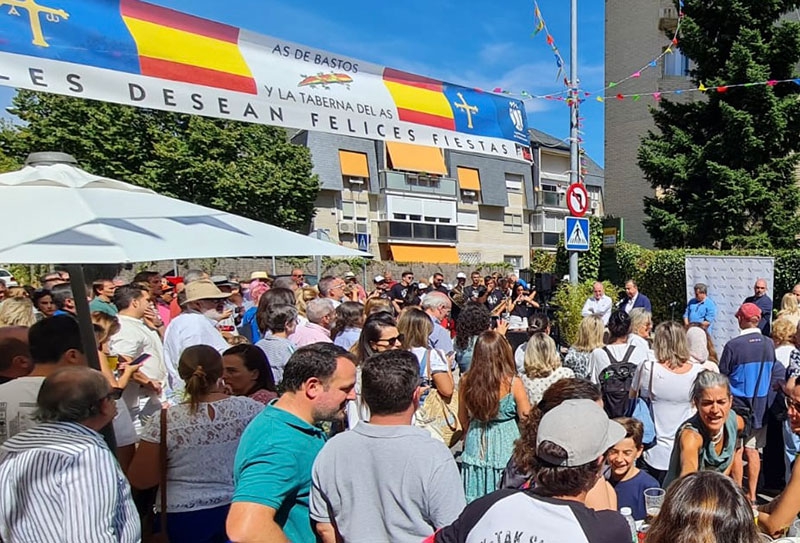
xmin=599 ymin=345 xmax=637 ymax=418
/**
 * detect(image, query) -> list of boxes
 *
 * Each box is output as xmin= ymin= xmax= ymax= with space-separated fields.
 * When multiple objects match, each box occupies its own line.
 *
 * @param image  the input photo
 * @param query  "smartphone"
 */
xmin=490 ymin=315 xmax=500 ymax=329
xmin=131 ymin=353 xmax=152 ymax=366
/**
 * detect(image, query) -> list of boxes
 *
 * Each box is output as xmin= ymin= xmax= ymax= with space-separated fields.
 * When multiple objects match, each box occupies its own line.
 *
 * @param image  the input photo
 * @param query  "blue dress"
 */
xmin=461 ymin=389 xmax=520 ymax=503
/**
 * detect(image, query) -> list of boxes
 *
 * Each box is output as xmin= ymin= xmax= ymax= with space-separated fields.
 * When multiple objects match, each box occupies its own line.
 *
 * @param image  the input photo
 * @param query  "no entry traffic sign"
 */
xmin=566 ymin=183 xmax=589 ymax=217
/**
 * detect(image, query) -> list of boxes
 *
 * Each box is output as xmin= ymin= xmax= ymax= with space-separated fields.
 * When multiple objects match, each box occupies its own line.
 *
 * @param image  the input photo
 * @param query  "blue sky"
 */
xmin=2 ymin=0 xmax=606 ymax=163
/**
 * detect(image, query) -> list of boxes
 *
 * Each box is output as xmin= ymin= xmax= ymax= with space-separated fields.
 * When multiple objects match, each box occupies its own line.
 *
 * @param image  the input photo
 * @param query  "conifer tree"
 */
xmin=638 ymin=0 xmax=800 ymax=248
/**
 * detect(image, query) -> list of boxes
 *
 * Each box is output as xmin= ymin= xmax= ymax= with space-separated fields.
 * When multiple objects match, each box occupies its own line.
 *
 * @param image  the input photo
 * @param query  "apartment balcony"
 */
xmin=658 ymin=5 xmax=679 ymax=32
xmin=534 ymin=191 xmax=569 ymax=211
xmin=378 ymin=170 xmax=458 ymax=199
xmin=376 ymin=220 xmax=458 ymax=243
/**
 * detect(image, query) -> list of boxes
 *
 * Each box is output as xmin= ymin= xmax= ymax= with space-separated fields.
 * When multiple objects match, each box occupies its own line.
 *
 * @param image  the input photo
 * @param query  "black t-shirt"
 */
xmin=389 ymin=283 xmax=409 ymax=301
xmin=511 ymin=301 xmax=536 ymax=319
xmin=485 ymin=289 xmax=505 ymax=311
xmin=431 ymin=489 xmax=630 ymax=543
xmin=463 ymin=285 xmax=482 ymax=302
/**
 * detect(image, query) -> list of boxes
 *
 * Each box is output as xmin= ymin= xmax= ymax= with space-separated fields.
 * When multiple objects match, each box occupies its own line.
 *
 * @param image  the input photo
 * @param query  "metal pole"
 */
xmin=568 ymin=0 xmax=580 ymax=285
xmin=65 ymin=264 xmax=116 ymax=450
xmin=271 ymin=256 xmax=276 ymax=276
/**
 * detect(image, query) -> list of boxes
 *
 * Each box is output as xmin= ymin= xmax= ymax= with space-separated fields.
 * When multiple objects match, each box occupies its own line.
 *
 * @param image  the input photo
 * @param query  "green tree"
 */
xmin=638 ymin=0 xmax=800 ymax=249
xmin=0 ymin=91 xmax=319 ymax=231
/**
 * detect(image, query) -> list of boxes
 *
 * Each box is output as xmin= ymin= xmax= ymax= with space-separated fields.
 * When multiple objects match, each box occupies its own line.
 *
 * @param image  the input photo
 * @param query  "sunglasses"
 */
xmin=292 ymin=274 xmax=305 ymax=278
xmin=786 ymin=396 xmax=800 ymax=412
xmin=374 ymin=334 xmax=404 ymax=346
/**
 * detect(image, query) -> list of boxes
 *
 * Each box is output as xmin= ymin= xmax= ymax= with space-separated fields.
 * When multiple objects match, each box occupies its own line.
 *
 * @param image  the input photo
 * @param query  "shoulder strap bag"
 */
xmin=152 ymin=407 xmax=170 ymax=543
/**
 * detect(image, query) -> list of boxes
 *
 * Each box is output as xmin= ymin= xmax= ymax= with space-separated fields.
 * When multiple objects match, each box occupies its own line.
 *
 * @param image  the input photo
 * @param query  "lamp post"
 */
xmin=568 ymin=0 xmax=580 ymax=285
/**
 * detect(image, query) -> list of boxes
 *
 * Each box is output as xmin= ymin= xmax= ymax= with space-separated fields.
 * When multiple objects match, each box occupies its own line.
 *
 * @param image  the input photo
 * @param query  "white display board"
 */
xmin=684 ymin=256 xmax=774 ymax=350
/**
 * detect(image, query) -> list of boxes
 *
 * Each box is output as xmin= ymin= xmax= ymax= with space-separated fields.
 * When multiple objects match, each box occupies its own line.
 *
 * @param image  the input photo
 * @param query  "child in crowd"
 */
xmin=606 ymin=417 xmax=659 ymax=520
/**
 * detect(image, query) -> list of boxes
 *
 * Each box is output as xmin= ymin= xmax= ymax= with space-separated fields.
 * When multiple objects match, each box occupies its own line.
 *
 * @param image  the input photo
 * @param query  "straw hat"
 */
xmin=181 ymin=279 xmax=230 ymax=305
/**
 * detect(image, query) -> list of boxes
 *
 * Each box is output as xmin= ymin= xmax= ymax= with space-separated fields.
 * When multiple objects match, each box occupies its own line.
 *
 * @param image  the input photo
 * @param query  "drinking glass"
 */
xmin=788 ymin=518 xmax=800 ymax=537
xmin=643 ymin=487 xmax=665 ymax=523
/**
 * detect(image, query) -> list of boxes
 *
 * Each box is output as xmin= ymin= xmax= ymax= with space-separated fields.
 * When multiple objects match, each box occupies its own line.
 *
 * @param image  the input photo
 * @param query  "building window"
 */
xmin=341 ymin=200 xmax=368 ymax=222
xmin=458 ymin=211 xmax=478 ymax=229
xmin=344 ymin=176 xmax=367 ymax=189
xmin=505 ymin=173 xmax=524 ymax=192
xmin=460 ymin=190 xmax=480 ymax=205
xmin=504 ymin=213 xmax=523 ymax=234
xmin=663 ymin=47 xmax=690 ymax=77
xmin=504 ymin=255 xmax=523 ymax=269
xmin=532 ymin=232 xmax=560 ymax=247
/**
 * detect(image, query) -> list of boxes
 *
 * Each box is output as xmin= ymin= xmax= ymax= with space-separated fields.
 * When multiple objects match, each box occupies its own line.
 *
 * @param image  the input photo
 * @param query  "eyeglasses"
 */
xmin=786 ymin=396 xmax=800 ymax=412
xmin=105 ymin=388 xmax=123 ymax=401
xmin=374 ymin=334 xmax=404 ymax=346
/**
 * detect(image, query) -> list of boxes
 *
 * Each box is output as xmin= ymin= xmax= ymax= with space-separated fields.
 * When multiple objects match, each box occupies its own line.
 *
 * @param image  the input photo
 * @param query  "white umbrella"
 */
xmin=0 ymin=152 xmax=370 ymax=263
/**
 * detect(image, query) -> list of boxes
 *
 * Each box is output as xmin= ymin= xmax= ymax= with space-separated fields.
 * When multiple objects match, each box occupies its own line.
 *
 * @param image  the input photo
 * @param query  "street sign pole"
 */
xmin=568 ymin=0 xmax=579 ymax=285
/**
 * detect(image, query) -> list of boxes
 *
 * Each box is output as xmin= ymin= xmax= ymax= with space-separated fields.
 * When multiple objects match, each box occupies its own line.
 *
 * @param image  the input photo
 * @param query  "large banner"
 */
xmin=0 ymin=0 xmax=531 ymax=160
xmin=685 ymin=256 xmax=774 ymax=349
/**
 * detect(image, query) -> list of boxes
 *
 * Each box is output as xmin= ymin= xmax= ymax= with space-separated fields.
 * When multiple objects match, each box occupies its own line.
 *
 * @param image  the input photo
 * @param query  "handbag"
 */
xmin=415 ymin=349 xmax=463 ymax=447
xmin=626 ymin=359 xmax=656 ymax=449
xmin=150 ymin=407 xmax=170 ymax=543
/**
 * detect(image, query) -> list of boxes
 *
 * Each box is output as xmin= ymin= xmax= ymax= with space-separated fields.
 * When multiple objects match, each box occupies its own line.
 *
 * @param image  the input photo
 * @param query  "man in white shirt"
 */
xmin=163 ymin=279 xmax=230 ymax=402
xmin=109 ymin=284 xmax=167 ymax=430
xmin=581 ymin=282 xmax=613 ymax=325
xmin=0 ymin=316 xmax=86 ymax=444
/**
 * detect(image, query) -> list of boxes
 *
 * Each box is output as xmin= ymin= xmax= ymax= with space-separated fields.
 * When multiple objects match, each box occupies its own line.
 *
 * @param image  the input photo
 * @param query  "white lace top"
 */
xmin=141 ymin=395 xmax=264 ymax=512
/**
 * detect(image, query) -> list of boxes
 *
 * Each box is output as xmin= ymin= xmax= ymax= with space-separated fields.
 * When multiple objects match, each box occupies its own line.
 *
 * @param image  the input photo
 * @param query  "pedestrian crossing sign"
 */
xmin=565 ymin=217 xmax=590 ymax=251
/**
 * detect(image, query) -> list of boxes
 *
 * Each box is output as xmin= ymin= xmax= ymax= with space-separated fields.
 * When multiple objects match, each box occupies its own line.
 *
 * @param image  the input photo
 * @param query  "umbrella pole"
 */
xmin=66 ymin=264 xmax=117 ymax=450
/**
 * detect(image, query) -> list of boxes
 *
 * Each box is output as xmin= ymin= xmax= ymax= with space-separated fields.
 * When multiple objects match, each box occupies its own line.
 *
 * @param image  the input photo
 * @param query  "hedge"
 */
xmin=607 ymin=242 xmax=800 ymax=324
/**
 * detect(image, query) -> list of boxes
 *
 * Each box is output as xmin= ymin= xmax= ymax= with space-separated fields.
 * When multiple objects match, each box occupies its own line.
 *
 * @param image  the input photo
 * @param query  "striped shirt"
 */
xmin=0 ymin=422 xmax=140 ymax=543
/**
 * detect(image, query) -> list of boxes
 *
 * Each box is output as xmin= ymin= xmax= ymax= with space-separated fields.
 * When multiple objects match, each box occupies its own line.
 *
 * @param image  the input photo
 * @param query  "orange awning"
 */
xmin=456 ymin=166 xmax=481 ymax=191
xmin=385 ymin=142 xmax=448 ymax=175
xmin=338 ymin=150 xmax=369 ymax=178
xmin=388 ymin=244 xmax=459 ymax=264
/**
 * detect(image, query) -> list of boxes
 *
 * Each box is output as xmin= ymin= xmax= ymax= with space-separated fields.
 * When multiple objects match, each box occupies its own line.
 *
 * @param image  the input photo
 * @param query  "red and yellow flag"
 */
xmin=120 ymin=0 xmax=256 ymax=94
xmin=382 ymin=68 xmax=455 ymax=131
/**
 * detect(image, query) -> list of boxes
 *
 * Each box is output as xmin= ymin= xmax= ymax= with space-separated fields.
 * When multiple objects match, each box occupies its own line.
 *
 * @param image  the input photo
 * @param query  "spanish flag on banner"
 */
xmin=382 ymin=68 xmax=456 ymax=131
xmin=120 ymin=0 xmax=257 ymax=94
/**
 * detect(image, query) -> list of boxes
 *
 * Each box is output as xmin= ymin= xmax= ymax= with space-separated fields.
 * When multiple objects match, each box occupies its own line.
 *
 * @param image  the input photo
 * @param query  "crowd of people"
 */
xmin=1 ymin=267 xmax=800 ymax=542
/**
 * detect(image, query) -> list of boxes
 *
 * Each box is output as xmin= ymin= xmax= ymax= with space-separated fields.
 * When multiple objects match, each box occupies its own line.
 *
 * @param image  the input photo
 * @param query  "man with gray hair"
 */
xmin=683 ymin=282 xmax=717 ymax=331
xmin=318 ymin=275 xmax=346 ymax=308
xmin=0 ymin=367 xmax=140 ymax=542
xmin=422 ymin=291 xmax=454 ymax=353
xmin=51 ymin=283 xmax=76 ymax=316
xmin=290 ymin=298 xmax=335 ymax=348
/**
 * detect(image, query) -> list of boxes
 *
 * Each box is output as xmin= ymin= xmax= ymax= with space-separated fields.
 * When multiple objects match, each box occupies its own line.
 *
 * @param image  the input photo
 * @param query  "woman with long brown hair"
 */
xmin=647 ymin=471 xmax=761 ymax=543
xmin=458 ymin=330 xmax=531 ymax=503
xmin=128 ymin=345 xmax=263 ymax=543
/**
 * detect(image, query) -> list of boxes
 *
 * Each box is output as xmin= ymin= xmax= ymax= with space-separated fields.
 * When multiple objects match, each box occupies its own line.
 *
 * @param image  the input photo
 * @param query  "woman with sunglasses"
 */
xmin=347 ymin=312 xmax=402 ymax=426
xmin=757 ymin=383 xmax=800 ymax=536
xmin=633 ymin=321 xmax=704 ymax=485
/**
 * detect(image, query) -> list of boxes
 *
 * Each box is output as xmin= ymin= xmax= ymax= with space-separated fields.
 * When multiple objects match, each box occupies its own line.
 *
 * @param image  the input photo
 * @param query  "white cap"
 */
xmin=373 ymin=275 xmax=385 ymax=283
xmin=456 ymin=272 xmax=467 ymax=279
xmin=418 ymin=282 xmax=428 ymax=289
